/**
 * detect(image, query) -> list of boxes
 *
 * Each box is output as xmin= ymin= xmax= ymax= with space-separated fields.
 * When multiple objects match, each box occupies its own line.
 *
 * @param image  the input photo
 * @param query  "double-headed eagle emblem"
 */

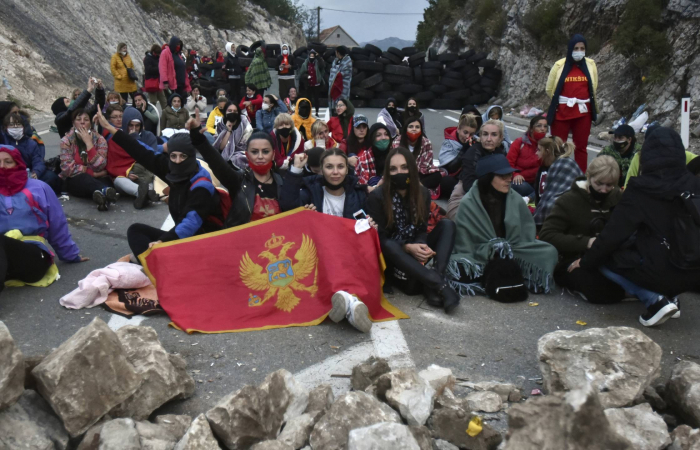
xmin=239 ymin=234 xmax=318 ymax=312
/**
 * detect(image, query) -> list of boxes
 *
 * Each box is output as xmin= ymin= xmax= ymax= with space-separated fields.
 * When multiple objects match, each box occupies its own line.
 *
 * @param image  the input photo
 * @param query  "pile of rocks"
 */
xmin=2 ymin=319 xmax=700 ymax=450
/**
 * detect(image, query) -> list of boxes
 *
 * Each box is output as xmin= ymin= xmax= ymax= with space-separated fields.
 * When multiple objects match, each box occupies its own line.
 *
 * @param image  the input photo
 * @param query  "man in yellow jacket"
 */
xmin=111 ymin=43 xmax=138 ymax=103
xmin=546 ymin=34 xmax=598 ymax=173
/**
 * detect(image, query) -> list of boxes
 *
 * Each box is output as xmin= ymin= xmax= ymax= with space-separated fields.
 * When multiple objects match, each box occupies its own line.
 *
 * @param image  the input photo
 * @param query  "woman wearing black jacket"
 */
xmin=94 ymin=109 xmax=221 ymax=259
xmin=143 ymin=45 xmax=168 ymax=110
xmin=572 ymin=127 xmax=700 ymax=326
xmin=280 ymin=148 xmax=366 ymax=218
xmin=52 ymin=77 xmax=106 ymax=139
xmin=188 ymin=113 xmax=284 ymax=227
xmin=224 ymin=42 xmax=244 ymax=104
xmin=366 ymin=147 xmax=459 ymax=313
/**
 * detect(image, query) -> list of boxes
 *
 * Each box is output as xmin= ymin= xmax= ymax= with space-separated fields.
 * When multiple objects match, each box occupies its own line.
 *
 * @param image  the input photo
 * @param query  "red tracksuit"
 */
xmin=550 ymin=65 xmax=592 ymax=172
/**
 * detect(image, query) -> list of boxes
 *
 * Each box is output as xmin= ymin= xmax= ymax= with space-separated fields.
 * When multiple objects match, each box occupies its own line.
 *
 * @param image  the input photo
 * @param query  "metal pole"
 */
xmin=317 ymin=7 xmax=321 ymax=41
xmin=681 ymin=94 xmax=690 ymax=149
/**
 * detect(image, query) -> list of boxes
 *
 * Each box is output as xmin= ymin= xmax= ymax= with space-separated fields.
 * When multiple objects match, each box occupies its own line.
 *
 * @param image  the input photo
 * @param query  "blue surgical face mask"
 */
xmin=172 ymin=106 xmax=181 ymax=112
xmin=572 ymin=51 xmax=585 ymax=61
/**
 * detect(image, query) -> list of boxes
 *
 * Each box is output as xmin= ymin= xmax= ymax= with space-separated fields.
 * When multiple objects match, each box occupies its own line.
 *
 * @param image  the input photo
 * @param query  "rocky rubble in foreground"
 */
xmin=1 ymin=319 xmax=700 ymax=449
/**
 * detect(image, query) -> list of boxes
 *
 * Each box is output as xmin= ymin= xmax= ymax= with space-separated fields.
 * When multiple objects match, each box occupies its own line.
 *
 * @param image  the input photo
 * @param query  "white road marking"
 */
xmin=108 ymin=314 xmax=148 ymax=331
xmin=427 ymin=108 xmax=437 ymax=112
xmin=448 ymin=110 xmax=461 ymax=115
xmin=444 ymin=116 xmax=459 ymax=123
xmin=294 ymin=320 xmax=414 ymax=396
xmin=38 ymin=130 xmax=50 ymax=136
xmin=161 ymin=215 xmax=175 ymax=231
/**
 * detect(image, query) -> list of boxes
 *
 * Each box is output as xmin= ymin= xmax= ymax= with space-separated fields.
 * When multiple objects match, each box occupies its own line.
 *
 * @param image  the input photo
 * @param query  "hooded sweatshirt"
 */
xmin=293 ymin=98 xmax=316 ymax=140
xmin=159 ymin=36 xmax=181 ymax=90
xmin=277 ymin=44 xmax=295 ymax=78
xmin=481 ymin=105 xmax=512 ymax=146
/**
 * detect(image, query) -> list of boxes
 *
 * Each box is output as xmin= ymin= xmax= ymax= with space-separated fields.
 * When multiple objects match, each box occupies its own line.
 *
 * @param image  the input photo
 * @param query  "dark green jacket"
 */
xmin=539 ymin=177 xmax=622 ymax=264
xmin=598 ymin=142 xmax=641 ymax=187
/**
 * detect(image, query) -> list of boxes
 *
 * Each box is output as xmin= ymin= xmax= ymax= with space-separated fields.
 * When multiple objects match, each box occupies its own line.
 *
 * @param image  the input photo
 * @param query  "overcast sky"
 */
xmin=295 ymin=0 xmax=429 ymax=44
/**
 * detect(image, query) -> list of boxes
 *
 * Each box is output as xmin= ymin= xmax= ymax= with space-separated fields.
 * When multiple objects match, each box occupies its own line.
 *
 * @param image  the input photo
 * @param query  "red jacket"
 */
xmin=240 ymin=94 xmax=263 ymax=121
xmin=102 ymin=129 xmax=134 ymax=178
xmin=507 ymin=133 xmax=541 ymax=183
xmin=327 ymin=116 xmax=353 ymax=146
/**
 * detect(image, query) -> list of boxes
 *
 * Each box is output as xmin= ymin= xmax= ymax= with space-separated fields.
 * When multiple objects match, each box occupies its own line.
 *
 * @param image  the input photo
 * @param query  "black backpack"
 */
xmin=668 ymin=192 xmax=700 ymax=270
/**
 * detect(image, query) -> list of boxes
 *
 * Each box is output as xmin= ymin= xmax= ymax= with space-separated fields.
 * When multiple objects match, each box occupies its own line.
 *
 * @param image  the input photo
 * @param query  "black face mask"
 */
xmin=589 ymin=185 xmax=611 ymax=202
xmin=323 ymin=176 xmax=344 ymax=191
xmin=613 ymin=141 xmax=628 ymax=152
xmin=166 ymin=156 xmax=198 ymax=183
xmin=277 ymin=127 xmax=291 ymax=138
xmin=386 ymin=107 xmax=396 ymax=116
xmin=299 ymin=104 xmax=311 ymax=119
xmin=390 ymin=173 xmax=410 ymax=190
xmin=225 ymin=113 xmax=240 ymax=127
xmin=407 ymin=106 xmax=417 ymax=114
xmin=309 ymin=57 xmax=315 ymax=62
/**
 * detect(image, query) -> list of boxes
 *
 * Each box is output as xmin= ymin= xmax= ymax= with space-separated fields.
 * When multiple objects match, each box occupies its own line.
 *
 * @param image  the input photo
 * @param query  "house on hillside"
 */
xmin=318 ymin=26 xmax=359 ymax=48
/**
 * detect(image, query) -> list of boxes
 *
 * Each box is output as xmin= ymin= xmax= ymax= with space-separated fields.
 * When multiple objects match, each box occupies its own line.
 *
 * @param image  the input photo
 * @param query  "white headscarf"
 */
xmin=225 ymin=42 xmax=235 ymax=57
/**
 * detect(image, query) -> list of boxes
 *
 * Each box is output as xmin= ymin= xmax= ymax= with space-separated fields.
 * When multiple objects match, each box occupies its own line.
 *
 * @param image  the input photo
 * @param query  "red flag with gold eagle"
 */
xmin=140 ymin=208 xmax=408 ymax=333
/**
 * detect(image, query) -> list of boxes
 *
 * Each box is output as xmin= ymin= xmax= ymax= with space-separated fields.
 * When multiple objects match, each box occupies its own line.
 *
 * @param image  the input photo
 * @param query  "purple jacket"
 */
xmin=0 ymin=179 xmax=81 ymax=262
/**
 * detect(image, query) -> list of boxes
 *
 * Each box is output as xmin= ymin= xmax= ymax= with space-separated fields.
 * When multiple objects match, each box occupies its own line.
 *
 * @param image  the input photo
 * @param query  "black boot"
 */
xmin=423 ymin=285 xmax=443 ymax=307
xmin=440 ymin=283 xmax=460 ymax=314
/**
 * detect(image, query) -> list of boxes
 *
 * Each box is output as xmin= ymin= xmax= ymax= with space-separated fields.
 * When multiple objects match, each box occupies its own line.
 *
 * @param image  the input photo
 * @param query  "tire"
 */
xmin=267 ymin=43 xmax=281 ymax=56
xmin=377 ymin=57 xmax=392 ymax=65
xmin=466 ymin=52 xmax=487 ymax=63
xmin=239 ymin=57 xmax=252 ymax=68
xmin=369 ymin=98 xmax=390 ymax=108
xmin=294 ymin=57 xmax=305 ymax=67
xmin=293 ymin=46 xmax=307 ymax=57
xmin=429 ymin=84 xmax=448 ymax=94
xmin=441 ymin=77 xmax=464 ymax=88
xmin=464 ymin=75 xmax=481 ymax=86
xmin=308 ymin=42 xmax=327 ymax=53
xmin=459 ymin=49 xmax=475 ymax=60
xmin=437 ymin=53 xmax=458 ymax=62
xmin=475 ymin=93 xmax=491 ymax=104
xmin=383 ymin=73 xmax=413 ymax=84
xmin=414 ymin=91 xmax=435 ymax=102
xmin=423 ymin=76 xmax=440 ymax=86
xmin=477 ymin=59 xmax=497 ymax=68
xmin=236 ymin=45 xmax=250 ymax=57
xmin=482 ymin=86 xmax=496 ymax=95
xmin=266 ymin=57 xmax=278 ymax=68
xmin=448 ymin=59 xmax=467 ymax=69
xmin=430 ymin=98 xmax=462 ymax=110
xmin=372 ymin=81 xmax=392 ymax=91
xmin=359 ymin=73 xmax=383 ymax=89
xmin=470 ymin=84 xmax=483 ymax=93
xmin=353 ymin=99 xmax=367 ymax=108
xmin=421 ymin=68 xmax=441 ymax=77
xmin=250 ymin=40 xmax=265 ymax=52
xmin=374 ymin=91 xmax=406 ymax=102
xmin=408 ymin=51 xmax=426 ymax=62
xmin=354 ymin=61 xmax=384 ymax=73
xmin=480 ymin=77 xmax=498 ymax=87
xmin=364 ymin=43 xmax=382 ymax=55
xmin=423 ymin=61 xmax=443 ymax=69
xmin=413 ymin=67 xmax=423 ymax=84
xmin=351 ymin=87 xmax=375 ymax=99
xmin=323 ymin=48 xmax=336 ymax=59
xmin=483 ymin=68 xmax=503 ymax=80
xmin=351 ymin=72 xmax=367 ymax=87
xmin=387 ymin=46 xmax=403 ymax=57
xmin=351 ymin=54 xmax=370 ymax=62
xmin=449 ymin=89 xmax=472 ymax=100
xmin=396 ymin=83 xmax=423 ymax=94
xmin=428 ymin=47 xmax=438 ymax=62
xmin=402 ymin=46 xmax=418 ymax=56
xmin=351 ymin=46 xmax=370 ymax=56
xmin=443 ymin=71 xmax=462 ymax=79
xmin=381 ymin=51 xmax=402 ymax=64
xmin=462 ymin=65 xmax=479 ymax=77
xmin=384 ymin=64 xmax=413 ymax=77
xmin=408 ymin=58 xmax=425 ymax=68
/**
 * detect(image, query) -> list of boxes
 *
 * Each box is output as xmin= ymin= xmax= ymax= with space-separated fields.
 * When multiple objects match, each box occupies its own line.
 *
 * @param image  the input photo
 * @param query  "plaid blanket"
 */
xmin=534 ymin=157 xmax=582 ymax=225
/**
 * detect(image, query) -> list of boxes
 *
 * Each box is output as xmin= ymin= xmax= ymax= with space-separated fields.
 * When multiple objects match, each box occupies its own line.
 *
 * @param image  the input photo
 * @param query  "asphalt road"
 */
xmin=2 ymin=87 xmax=698 ymax=421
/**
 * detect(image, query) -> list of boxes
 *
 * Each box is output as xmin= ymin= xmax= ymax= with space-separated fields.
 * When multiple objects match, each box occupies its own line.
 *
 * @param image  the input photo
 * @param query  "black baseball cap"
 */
xmin=476 ymin=154 xmax=518 ymax=178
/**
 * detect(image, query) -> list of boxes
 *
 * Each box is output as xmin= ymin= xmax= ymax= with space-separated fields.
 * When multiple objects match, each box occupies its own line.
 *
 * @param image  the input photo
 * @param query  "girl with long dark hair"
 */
xmin=392 ymin=117 xmax=442 ymax=193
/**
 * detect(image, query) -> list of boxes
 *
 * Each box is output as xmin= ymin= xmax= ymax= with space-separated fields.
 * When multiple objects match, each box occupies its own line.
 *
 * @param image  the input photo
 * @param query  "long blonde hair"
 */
xmin=538 ymin=136 xmax=574 ymax=166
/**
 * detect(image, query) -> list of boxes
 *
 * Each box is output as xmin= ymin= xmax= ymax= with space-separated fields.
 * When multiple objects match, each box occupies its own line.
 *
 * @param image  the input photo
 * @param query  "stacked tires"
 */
xmin=347 ymin=46 xmax=502 ymax=110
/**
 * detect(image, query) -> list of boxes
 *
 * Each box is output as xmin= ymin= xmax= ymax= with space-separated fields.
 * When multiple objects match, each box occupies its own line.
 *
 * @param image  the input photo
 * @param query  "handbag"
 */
xmin=120 ymin=54 xmax=139 ymax=81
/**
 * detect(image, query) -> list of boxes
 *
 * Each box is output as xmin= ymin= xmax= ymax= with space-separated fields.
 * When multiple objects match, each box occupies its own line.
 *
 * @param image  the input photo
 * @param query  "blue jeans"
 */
xmin=203 ymin=132 xmax=215 ymax=144
xmin=511 ymin=181 xmax=535 ymax=198
xmin=599 ymin=266 xmax=661 ymax=308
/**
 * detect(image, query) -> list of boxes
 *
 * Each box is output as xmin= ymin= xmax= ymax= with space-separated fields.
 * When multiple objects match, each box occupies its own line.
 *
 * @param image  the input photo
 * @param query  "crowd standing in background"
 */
xmin=0 ymin=34 xmax=698 ymax=333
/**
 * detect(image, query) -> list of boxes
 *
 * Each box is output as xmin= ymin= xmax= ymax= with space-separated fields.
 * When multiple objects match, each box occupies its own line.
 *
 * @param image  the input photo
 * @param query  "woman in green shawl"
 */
xmin=245 ymin=48 xmax=272 ymax=95
xmin=448 ymin=154 xmax=558 ymax=296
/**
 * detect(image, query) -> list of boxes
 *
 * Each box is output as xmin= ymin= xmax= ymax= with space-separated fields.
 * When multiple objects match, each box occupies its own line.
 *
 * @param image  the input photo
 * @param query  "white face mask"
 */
xmin=110 ymin=101 xmax=119 ymax=105
xmin=572 ymin=51 xmax=585 ymax=61
xmin=8 ymin=128 xmax=24 ymax=140
xmin=262 ymin=103 xmax=270 ymax=111
xmin=282 ymin=50 xmax=288 ymax=55
xmin=172 ymin=106 xmax=181 ymax=112
xmin=121 ymin=51 xmax=127 ymax=56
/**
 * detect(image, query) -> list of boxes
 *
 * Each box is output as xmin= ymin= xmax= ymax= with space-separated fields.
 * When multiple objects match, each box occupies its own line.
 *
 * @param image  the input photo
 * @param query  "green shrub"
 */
xmin=468 ymin=0 xmax=507 ymax=42
xmin=523 ymin=0 xmax=566 ymax=50
xmin=416 ymin=0 xmax=468 ymax=50
xmin=613 ymin=0 xmax=670 ymax=82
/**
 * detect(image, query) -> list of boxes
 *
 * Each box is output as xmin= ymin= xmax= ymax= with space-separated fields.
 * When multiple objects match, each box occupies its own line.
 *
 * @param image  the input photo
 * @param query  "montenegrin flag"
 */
xmin=141 ymin=208 xmax=408 ymax=333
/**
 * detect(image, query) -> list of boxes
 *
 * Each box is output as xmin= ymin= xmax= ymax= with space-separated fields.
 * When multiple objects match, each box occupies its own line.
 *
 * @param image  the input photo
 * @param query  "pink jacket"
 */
xmin=159 ymin=45 xmax=177 ymax=90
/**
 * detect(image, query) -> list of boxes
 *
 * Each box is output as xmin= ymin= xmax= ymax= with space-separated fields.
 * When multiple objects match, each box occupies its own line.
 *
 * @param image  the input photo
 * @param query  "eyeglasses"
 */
xmin=110 ymin=115 xmax=123 ymax=120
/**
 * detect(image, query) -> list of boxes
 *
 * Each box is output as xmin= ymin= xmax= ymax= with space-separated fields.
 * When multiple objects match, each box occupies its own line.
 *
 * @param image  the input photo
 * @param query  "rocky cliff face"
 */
xmin=431 ymin=0 xmax=700 ymax=121
xmin=0 ymin=0 xmax=305 ymax=111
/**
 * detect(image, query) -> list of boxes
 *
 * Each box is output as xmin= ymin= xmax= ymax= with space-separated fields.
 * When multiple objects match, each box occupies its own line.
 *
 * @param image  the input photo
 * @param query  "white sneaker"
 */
xmin=330 ymin=291 xmax=372 ymax=333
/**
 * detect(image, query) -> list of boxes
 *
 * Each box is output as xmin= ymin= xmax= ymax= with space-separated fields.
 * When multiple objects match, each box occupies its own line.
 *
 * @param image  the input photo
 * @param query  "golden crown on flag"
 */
xmin=265 ymin=234 xmax=286 ymax=250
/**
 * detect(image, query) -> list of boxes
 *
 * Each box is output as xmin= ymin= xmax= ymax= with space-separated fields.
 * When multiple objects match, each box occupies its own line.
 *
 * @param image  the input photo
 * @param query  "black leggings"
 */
xmin=419 ymin=171 xmax=442 ymax=190
xmin=64 ymin=173 xmax=112 ymax=199
xmin=306 ymin=85 xmax=321 ymax=114
xmin=120 ymin=92 xmax=137 ymax=103
xmin=127 ymin=223 xmax=164 ymax=261
xmin=0 ymin=235 xmax=52 ymax=294
xmin=381 ymin=219 xmax=456 ymax=294
xmin=440 ymin=175 xmax=459 ymax=199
